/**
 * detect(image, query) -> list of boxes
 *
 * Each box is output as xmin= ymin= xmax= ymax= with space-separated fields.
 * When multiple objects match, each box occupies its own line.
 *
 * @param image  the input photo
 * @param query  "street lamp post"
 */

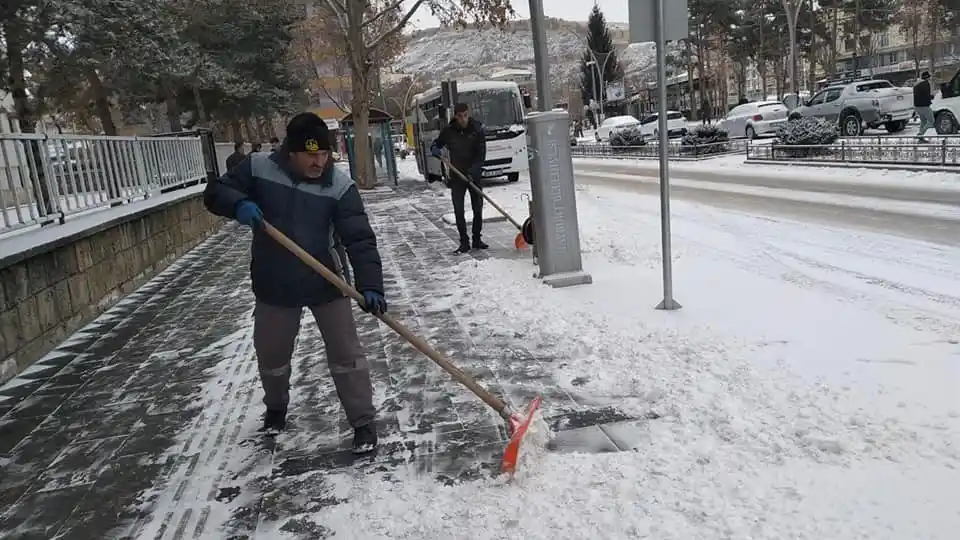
xmin=563 ymin=27 xmax=613 ymax=123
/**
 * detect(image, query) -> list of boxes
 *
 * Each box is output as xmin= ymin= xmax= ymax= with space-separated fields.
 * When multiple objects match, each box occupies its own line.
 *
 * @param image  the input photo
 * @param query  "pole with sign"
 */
xmin=628 ymin=0 xmax=686 ymax=310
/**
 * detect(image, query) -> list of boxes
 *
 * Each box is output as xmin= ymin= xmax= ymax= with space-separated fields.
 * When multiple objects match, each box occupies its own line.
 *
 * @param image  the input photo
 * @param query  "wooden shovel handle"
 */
xmin=444 ymin=160 xmax=524 ymax=231
xmin=261 ymin=221 xmax=509 ymax=416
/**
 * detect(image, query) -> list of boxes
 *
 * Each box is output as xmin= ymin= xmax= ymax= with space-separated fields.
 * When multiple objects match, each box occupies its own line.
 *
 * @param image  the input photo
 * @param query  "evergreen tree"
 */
xmin=579 ymin=5 xmax=622 ymax=115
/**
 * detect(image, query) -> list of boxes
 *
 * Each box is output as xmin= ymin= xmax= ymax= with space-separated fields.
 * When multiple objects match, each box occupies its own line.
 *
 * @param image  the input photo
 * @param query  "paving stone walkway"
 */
xmin=0 ymin=179 xmax=644 ymax=539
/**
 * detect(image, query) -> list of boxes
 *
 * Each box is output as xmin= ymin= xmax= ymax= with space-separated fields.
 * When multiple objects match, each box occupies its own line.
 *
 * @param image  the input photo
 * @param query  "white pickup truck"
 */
xmin=788 ymin=79 xmax=914 ymax=136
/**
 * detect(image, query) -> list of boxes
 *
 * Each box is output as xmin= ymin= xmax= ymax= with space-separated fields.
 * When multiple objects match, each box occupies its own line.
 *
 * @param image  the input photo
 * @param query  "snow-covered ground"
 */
xmin=574 ymin=155 xmax=960 ymax=192
xmin=296 ymin=160 xmax=960 ymax=538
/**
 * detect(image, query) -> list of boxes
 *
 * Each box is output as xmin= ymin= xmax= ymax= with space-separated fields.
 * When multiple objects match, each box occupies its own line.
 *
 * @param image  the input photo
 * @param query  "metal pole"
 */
xmin=655 ymin=0 xmax=680 ymax=311
xmin=529 ymin=0 xmax=551 ymax=111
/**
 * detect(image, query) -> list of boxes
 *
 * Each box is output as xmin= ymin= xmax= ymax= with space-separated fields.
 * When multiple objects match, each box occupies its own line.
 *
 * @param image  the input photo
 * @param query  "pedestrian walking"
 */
xmin=430 ymin=103 xmax=488 ymax=254
xmin=203 ymin=112 xmax=385 ymax=454
xmin=914 ymin=71 xmax=935 ymax=143
xmin=225 ymin=142 xmax=246 ymax=171
xmin=270 ymin=137 xmax=281 ymax=152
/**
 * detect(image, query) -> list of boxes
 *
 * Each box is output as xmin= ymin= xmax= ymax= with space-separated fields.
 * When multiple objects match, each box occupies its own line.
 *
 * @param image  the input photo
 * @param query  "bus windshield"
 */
xmin=458 ymin=88 xmax=523 ymax=130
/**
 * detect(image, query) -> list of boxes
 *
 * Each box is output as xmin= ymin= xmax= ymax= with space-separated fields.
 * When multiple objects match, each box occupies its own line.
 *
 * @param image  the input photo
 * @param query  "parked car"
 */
xmin=596 ymin=115 xmax=641 ymax=141
xmin=638 ymin=111 xmax=687 ymax=139
xmin=788 ymin=79 xmax=913 ymax=136
xmin=718 ymin=101 xmax=789 ymax=139
xmin=932 ymin=68 xmax=960 ymax=134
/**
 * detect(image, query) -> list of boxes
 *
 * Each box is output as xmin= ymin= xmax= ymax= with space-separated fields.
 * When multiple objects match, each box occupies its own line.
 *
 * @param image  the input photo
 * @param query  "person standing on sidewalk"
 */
xmin=430 ymin=103 xmax=488 ymax=254
xmin=203 ymin=112 xmax=386 ymax=454
xmin=914 ymin=71 xmax=935 ymax=143
xmin=225 ymin=142 xmax=246 ymax=171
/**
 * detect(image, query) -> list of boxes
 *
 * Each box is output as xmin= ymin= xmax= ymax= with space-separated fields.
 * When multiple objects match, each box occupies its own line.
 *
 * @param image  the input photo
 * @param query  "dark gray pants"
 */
xmin=253 ymin=297 xmax=375 ymax=428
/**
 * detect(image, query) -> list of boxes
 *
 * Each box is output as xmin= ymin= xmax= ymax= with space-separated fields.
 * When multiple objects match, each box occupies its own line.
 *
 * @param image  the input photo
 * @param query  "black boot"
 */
xmin=472 ymin=237 xmax=489 ymax=250
xmin=454 ymin=241 xmax=471 ymax=255
xmin=352 ymin=423 xmax=378 ymax=454
xmin=260 ymin=407 xmax=287 ymax=434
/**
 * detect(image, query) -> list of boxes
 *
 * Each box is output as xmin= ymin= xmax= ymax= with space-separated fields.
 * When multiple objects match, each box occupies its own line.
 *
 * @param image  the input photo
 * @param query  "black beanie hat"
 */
xmin=286 ymin=112 xmax=331 ymax=152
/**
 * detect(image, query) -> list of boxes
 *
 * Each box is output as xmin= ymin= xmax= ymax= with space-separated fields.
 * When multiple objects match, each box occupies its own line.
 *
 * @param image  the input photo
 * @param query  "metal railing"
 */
xmin=571 ymin=138 xmax=749 ymax=160
xmin=745 ymin=136 xmax=960 ymax=167
xmin=0 ymin=133 xmax=209 ymax=235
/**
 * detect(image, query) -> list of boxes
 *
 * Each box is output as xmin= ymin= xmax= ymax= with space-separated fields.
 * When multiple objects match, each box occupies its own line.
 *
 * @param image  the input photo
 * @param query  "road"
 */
xmin=572 ymin=161 xmax=960 ymax=247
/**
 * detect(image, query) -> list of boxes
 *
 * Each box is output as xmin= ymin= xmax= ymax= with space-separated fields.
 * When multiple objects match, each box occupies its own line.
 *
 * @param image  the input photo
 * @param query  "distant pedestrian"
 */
xmin=203 ymin=112 xmax=385 ymax=454
xmin=225 ymin=142 xmax=246 ymax=171
xmin=914 ymin=71 xmax=934 ymax=143
xmin=252 ymin=142 xmax=263 ymax=153
xmin=270 ymin=137 xmax=281 ymax=152
xmin=430 ymin=102 xmax=488 ymax=254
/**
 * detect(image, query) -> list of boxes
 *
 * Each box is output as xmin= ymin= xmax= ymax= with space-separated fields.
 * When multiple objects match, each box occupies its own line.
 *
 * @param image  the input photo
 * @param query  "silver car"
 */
xmin=718 ymin=101 xmax=789 ymax=139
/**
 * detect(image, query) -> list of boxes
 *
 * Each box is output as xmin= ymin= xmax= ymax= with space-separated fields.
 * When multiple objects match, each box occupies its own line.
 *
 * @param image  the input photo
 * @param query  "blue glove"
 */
xmin=235 ymin=200 xmax=263 ymax=227
xmin=361 ymin=290 xmax=387 ymax=315
xmin=430 ymin=145 xmax=443 ymax=158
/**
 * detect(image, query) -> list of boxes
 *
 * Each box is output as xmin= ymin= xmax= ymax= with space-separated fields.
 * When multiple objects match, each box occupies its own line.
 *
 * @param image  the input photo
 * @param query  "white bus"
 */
xmin=411 ymin=80 xmax=529 ymax=183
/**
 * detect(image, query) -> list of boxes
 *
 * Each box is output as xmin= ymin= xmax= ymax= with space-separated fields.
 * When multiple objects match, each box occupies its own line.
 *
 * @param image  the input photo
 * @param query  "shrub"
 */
xmin=609 ymin=126 xmax=647 ymax=149
xmin=773 ymin=117 xmax=839 ymax=157
xmin=680 ymin=124 xmax=730 ymax=156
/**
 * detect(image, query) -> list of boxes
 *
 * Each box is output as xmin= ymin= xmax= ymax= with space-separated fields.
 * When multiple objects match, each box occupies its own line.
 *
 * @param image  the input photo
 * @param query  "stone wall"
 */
xmin=0 ymin=194 xmax=225 ymax=384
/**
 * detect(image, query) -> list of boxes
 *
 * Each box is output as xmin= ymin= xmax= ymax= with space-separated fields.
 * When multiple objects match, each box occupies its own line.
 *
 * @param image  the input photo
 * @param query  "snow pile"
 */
xmin=289 ymin=183 xmax=960 ymax=539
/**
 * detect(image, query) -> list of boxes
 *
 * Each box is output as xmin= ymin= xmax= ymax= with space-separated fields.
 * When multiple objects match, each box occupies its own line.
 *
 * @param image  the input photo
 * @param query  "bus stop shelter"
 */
xmin=340 ymin=108 xmax=398 ymax=186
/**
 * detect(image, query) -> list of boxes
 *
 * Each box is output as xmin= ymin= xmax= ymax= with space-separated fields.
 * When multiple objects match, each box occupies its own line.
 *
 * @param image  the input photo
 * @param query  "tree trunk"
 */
xmin=164 ymin=82 xmax=182 ymax=132
xmin=830 ymin=6 xmax=839 ymax=76
xmin=230 ymin=117 xmax=243 ymax=144
xmin=350 ymin=65 xmax=376 ymax=189
xmin=3 ymin=16 xmax=57 ymax=219
xmin=242 ymin=117 xmax=254 ymax=142
xmin=192 ymin=82 xmax=207 ymax=126
xmin=85 ymin=70 xmax=117 ymax=136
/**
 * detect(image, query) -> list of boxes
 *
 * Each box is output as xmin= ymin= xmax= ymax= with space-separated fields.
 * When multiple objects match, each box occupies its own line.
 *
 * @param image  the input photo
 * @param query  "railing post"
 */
xmin=841 ymin=140 xmax=846 ymax=161
xmin=36 ymin=134 xmax=66 ymax=224
xmin=942 ymin=138 xmax=948 ymax=165
xmin=132 ymin=136 xmax=152 ymax=198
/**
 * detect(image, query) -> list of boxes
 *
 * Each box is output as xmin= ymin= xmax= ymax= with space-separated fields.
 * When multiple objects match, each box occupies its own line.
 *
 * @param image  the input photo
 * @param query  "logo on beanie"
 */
xmin=304 ymin=139 xmax=320 ymax=152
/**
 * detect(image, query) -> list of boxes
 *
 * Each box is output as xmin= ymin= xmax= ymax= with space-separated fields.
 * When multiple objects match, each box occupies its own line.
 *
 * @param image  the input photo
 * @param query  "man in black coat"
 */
xmin=203 ymin=113 xmax=385 ymax=454
xmin=914 ymin=71 xmax=934 ymax=142
xmin=430 ymin=103 xmax=488 ymax=254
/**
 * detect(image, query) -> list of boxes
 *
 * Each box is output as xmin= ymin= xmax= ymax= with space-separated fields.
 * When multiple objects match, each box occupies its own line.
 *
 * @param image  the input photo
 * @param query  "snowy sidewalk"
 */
xmin=0 ymin=181 xmax=643 ymax=539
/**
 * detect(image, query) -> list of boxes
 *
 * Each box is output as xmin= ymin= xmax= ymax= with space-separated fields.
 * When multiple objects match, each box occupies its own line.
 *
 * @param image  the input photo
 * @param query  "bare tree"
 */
xmin=898 ymin=0 xmax=932 ymax=76
xmin=312 ymin=0 xmax=514 ymax=188
xmin=288 ymin=13 xmax=353 ymax=113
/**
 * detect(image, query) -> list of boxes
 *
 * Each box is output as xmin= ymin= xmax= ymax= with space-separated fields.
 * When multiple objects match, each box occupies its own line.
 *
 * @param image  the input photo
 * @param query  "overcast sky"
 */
xmin=405 ymin=0 xmax=630 ymax=29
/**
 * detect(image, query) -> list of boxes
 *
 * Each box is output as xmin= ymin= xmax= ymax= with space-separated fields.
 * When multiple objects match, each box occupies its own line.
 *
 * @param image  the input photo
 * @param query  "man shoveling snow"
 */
xmin=202 ymin=112 xmax=387 ymax=454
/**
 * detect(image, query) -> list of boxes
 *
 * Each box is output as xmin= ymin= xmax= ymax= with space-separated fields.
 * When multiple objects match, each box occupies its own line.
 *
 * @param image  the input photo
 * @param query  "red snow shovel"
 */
xmin=443 ymin=160 xmax=531 ymax=251
xmin=261 ymin=220 xmax=542 ymax=475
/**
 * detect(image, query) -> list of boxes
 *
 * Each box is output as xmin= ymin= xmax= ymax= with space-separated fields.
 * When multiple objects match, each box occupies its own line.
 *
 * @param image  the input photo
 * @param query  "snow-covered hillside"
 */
xmin=397 ymin=24 xmax=659 ymax=86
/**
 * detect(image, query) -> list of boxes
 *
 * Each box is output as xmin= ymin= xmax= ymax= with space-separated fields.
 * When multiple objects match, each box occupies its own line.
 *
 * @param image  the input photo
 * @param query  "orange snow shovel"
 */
xmin=443 ymin=160 xmax=532 ymax=251
xmin=262 ymin=220 xmax=542 ymax=475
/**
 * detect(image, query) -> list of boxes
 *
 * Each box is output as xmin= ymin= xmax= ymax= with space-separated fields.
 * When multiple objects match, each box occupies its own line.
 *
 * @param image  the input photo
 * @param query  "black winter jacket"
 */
xmin=203 ymin=150 xmax=383 ymax=308
xmin=431 ymin=118 xmax=486 ymax=179
xmin=225 ymin=151 xmax=246 ymax=172
xmin=914 ymin=80 xmax=933 ymax=107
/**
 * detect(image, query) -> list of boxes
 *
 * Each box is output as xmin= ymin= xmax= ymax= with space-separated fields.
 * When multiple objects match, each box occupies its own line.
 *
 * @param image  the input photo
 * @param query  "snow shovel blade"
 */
xmin=514 ymin=232 xmax=528 ymax=250
xmin=501 ymin=395 xmax=542 ymax=475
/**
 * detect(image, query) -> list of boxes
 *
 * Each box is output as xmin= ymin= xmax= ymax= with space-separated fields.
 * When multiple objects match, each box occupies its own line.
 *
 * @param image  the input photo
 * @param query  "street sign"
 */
xmin=606 ymin=81 xmax=626 ymax=102
xmin=628 ymin=0 xmax=689 ymax=43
